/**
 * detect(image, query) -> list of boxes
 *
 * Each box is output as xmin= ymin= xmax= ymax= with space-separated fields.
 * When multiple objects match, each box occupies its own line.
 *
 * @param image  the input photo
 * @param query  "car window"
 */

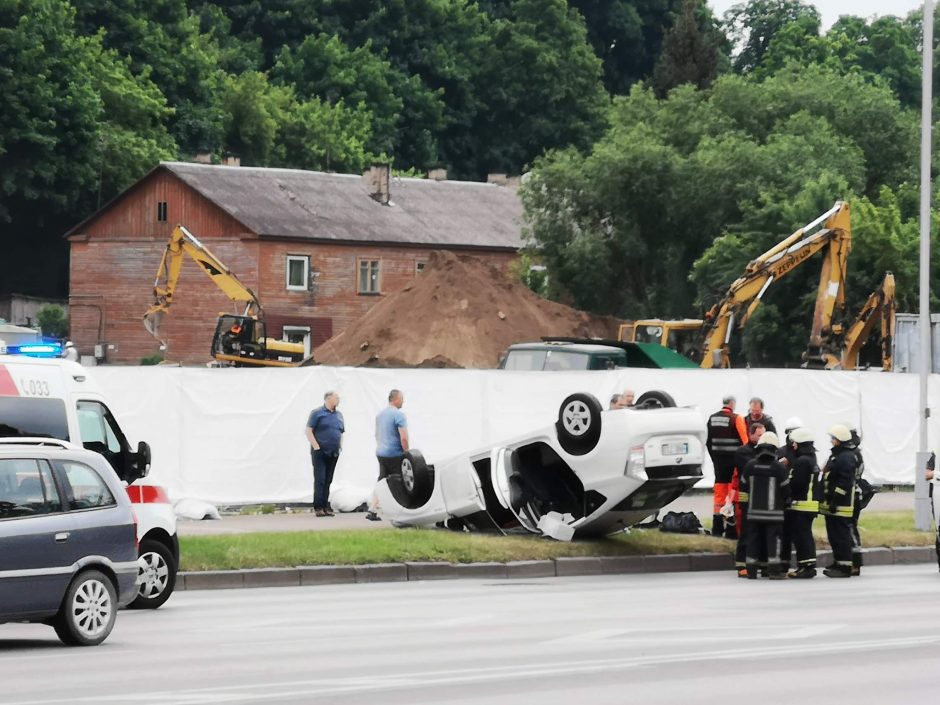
xmin=502 ymin=350 xmax=547 ymax=370
xmin=0 ymin=397 xmax=70 ymax=441
xmin=544 ymin=351 xmax=589 ymax=371
xmin=0 ymin=458 xmax=62 ymax=518
xmin=58 ymin=461 xmax=116 ymax=511
xmin=77 ymin=401 xmax=123 ymax=454
xmin=589 ymin=353 xmax=627 ymax=370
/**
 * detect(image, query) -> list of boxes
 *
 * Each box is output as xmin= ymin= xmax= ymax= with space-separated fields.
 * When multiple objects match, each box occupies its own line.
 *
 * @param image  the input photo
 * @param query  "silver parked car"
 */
xmin=0 ymin=444 xmax=139 ymax=646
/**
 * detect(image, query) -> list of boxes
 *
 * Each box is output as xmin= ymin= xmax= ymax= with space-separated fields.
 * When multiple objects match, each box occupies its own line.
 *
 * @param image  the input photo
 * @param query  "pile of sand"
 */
xmin=314 ymin=251 xmax=621 ymax=368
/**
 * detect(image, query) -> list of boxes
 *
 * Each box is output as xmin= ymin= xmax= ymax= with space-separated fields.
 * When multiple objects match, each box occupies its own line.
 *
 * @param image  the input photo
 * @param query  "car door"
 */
xmin=0 ymin=457 xmax=74 ymax=617
xmin=52 ymin=459 xmax=133 ymax=569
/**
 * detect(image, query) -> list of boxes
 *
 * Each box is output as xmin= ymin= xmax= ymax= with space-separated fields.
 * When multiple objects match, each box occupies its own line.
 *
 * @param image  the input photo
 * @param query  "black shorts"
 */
xmin=377 ymin=455 xmax=403 ymax=480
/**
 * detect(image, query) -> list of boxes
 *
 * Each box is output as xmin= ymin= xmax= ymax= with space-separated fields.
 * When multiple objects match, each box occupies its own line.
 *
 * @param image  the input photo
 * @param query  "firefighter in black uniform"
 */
xmin=741 ymin=432 xmax=790 ymax=579
xmin=821 ymin=424 xmax=859 ymax=578
xmin=706 ymin=396 xmax=748 ymax=537
xmin=782 ymin=427 xmax=819 ymax=578
xmin=732 ymin=422 xmax=765 ymax=576
xmin=847 ymin=426 xmax=876 ymax=576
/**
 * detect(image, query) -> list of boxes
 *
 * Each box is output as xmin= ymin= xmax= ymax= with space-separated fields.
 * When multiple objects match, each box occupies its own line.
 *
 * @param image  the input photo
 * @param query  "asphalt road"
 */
xmin=2 ymin=566 xmax=938 ymax=705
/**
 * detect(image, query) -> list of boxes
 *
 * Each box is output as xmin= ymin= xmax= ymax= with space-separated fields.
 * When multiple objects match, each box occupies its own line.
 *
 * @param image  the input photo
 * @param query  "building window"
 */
xmin=415 ymin=261 xmax=427 ymax=274
xmin=286 ymin=255 xmax=309 ymax=291
xmin=282 ymin=326 xmax=311 ymax=356
xmin=358 ymin=259 xmax=381 ymax=294
xmin=156 ymin=201 xmax=168 ymax=222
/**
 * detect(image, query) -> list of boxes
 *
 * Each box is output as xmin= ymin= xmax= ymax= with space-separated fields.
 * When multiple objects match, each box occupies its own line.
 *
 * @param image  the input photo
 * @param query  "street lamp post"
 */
xmin=915 ymin=0 xmax=935 ymax=532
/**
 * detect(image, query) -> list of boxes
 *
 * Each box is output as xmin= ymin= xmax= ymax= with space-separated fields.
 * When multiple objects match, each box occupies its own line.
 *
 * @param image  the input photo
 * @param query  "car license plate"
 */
xmin=661 ymin=442 xmax=688 ymax=456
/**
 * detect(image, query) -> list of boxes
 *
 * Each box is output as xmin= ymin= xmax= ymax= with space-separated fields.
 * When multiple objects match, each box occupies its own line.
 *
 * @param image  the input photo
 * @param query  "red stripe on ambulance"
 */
xmin=0 ymin=365 xmax=19 ymax=396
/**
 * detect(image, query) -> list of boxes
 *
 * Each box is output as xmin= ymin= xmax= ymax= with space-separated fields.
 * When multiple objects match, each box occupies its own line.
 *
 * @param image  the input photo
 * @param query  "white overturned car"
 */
xmin=374 ymin=391 xmax=706 ymax=538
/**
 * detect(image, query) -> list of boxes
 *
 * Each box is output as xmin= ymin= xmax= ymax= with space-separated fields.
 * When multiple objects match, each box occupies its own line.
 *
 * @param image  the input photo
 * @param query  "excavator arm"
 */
xmin=143 ymin=225 xmax=263 ymax=344
xmin=699 ymin=202 xmax=852 ymax=369
xmin=825 ymin=272 xmax=896 ymax=371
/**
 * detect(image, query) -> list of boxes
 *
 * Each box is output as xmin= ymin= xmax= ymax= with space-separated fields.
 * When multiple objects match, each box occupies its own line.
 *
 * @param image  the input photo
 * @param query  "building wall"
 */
xmin=69 ymin=170 xmax=260 ymax=364
xmin=68 ymin=170 xmax=518 ymax=365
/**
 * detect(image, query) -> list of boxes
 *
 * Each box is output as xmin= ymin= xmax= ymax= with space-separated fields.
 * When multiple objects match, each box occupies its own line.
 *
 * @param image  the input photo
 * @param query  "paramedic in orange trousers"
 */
xmin=706 ymin=395 xmax=748 ymax=537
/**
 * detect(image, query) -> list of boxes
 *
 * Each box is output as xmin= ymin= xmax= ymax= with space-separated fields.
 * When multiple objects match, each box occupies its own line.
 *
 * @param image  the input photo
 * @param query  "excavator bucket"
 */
xmin=143 ymin=310 xmax=166 ymax=344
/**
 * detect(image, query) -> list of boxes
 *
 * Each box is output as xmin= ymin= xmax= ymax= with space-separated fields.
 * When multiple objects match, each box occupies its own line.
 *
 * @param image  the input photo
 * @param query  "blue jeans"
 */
xmin=312 ymin=450 xmax=339 ymax=509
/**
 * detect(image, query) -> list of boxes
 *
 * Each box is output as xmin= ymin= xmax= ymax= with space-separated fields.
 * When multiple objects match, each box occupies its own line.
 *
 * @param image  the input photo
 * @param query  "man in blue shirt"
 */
xmin=305 ymin=391 xmax=345 ymax=517
xmin=368 ymin=389 xmax=409 ymax=521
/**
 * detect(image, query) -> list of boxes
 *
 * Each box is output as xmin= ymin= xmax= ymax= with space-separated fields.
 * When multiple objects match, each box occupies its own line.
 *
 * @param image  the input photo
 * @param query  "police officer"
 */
xmin=782 ymin=427 xmax=819 ymax=578
xmin=846 ymin=426 xmax=875 ymax=576
xmin=742 ymin=432 xmax=790 ymax=579
xmin=821 ymin=424 xmax=859 ymax=578
xmin=707 ymin=395 xmax=748 ymax=537
xmin=732 ymin=422 xmax=765 ymax=576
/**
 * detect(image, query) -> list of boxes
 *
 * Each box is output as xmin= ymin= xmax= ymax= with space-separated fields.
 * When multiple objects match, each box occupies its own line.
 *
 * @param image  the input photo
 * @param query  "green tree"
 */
xmin=651 ymin=0 xmax=723 ymax=97
xmin=723 ymin=0 xmax=819 ymax=74
xmin=35 ymin=304 xmax=69 ymax=338
xmin=470 ymin=0 xmax=608 ymax=176
xmin=570 ymin=0 xmax=686 ymax=95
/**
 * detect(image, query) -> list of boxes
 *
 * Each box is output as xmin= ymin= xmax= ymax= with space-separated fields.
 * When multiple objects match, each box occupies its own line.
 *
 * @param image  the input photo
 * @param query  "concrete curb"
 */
xmin=178 ymin=545 xmax=937 ymax=591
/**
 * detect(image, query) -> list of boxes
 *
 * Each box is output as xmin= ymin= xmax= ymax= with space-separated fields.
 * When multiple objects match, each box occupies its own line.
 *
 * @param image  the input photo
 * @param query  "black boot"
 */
xmin=787 ymin=565 xmax=816 ymax=579
xmin=852 ymin=553 xmax=863 ymax=577
xmin=823 ymin=564 xmax=852 ymax=578
xmin=746 ymin=566 xmax=758 ymax=580
xmin=711 ymin=514 xmax=724 ymax=537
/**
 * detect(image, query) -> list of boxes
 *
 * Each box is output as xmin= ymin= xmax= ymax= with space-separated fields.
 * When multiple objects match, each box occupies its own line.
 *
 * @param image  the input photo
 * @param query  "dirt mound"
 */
xmin=314 ymin=251 xmax=621 ymax=368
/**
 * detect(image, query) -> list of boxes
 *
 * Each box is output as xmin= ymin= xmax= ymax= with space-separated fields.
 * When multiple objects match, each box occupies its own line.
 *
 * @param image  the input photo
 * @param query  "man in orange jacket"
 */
xmin=706 ymin=395 xmax=748 ymax=537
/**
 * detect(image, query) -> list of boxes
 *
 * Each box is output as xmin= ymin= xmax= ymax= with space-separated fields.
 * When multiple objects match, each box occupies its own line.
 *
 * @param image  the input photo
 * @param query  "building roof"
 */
xmin=159 ymin=162 xmax=524 ymax=251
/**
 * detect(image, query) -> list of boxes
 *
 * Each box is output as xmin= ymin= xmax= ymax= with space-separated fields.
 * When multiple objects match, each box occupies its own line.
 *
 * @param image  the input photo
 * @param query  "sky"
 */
xmin=708 ymin=1 xmax=925 ymax=29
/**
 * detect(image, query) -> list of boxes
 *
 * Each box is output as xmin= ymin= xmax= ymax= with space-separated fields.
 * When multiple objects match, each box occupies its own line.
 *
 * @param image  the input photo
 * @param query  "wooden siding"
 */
xmin=73 ymin=170 xmax=253 ymax=241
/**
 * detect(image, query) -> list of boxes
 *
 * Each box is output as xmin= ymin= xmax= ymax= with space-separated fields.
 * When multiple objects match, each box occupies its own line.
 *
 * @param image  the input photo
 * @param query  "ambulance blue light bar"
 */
xmin=7 ymin=342 xmax=63 ymax=358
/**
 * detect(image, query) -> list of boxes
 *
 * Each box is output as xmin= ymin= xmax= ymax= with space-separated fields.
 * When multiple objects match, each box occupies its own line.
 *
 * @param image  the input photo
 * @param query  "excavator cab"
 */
xmin=211 ymin=315 xmax=308 ymax=367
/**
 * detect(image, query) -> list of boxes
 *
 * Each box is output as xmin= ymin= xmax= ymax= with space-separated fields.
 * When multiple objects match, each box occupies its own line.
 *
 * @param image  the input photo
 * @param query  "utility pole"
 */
xmin=915 ymin=0 xmax=934 ymax=532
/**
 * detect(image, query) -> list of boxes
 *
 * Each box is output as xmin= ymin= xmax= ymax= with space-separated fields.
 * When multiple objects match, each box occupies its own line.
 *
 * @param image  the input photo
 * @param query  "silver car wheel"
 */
xmin=72 ymin=578 xmax=113 ymax=640
xmin=138 ymin=550 xmax=170 ymax=599
xmin=562 ymin=401 xmax=592 ymax=436
xmin=401 ymin=458 xmax=415 ymax=493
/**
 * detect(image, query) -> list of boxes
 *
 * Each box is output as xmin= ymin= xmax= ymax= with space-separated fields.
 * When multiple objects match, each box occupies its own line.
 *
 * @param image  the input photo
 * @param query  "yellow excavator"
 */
xmin=143 ymin=225 xmax=309 ymax=367
xmin=803 ymin=271 xmax=896 ymax=371
xmin=619 ymin=201 xmax=853 ymax=369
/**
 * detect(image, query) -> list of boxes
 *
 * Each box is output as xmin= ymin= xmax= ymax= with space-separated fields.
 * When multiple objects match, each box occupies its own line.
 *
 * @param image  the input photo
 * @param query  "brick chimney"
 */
xmin=193 ymin=152 xmax=212 ymax=164
xmin=222 ymin=155 xmax=241 ymax=167
xmin=487 ymin=173 xmax=509 ymax=186
xmin=363 ymin=164 xmax=391 ymax=205
xmin=428 ymin=168 xmax=448 ymax=181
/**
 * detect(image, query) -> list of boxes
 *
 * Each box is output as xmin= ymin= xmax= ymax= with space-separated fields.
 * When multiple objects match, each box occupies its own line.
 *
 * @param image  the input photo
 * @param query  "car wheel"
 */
xmin=129 ymin=539 xmax=177 ymax=610
xmin=53 ymin=570 xmax=117 ymax=646
xmin=635 ymin=390 xmax=677 ymax=409
xmin=399 ymin=450 xmax=433 ymax=509
xmin=556 ymin=393 xmax=602 ymax=455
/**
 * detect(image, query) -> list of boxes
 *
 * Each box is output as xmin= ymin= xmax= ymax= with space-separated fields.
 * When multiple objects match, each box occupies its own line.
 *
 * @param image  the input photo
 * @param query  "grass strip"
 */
xmin=179 ymin=511 xmax=935 ymax=571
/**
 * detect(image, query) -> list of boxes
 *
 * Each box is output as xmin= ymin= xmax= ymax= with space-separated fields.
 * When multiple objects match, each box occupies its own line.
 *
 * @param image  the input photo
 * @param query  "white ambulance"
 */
xmin=0 ymin=355 xmax=178 ymax=608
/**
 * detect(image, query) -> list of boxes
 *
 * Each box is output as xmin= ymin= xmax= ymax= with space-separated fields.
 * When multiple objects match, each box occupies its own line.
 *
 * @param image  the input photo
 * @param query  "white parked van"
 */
xmin=0 ymin=355 xmax=178 ymax=608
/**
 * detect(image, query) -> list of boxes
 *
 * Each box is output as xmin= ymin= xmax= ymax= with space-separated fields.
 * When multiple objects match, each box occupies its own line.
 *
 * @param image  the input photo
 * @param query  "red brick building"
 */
xmin=67 ymin=162 xmax=522 ymax=365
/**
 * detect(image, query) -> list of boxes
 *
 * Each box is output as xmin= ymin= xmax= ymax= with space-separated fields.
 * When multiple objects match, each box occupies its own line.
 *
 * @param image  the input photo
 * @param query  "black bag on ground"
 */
xmin=659 ymin=511 xmax=703 ymax=534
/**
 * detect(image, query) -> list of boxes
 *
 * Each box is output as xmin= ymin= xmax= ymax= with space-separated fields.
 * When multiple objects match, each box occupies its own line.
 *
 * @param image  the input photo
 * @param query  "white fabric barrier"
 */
xmin=91 ymin=366 xmax=940 ymax=506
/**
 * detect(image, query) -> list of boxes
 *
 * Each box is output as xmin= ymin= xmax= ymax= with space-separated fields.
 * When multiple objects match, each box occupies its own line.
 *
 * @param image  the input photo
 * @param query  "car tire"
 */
xmin=635 ymin=390 xmax=677 ymax=409
xmin=399 ymin=450 xmax=434 ymax=509
xmin=129 ymin=539 xmax=177 ymax=610
xmin=556 ymin=393 xmax=602 ymax=456
xmin=53 ymin=570 xmax=118 ymax=646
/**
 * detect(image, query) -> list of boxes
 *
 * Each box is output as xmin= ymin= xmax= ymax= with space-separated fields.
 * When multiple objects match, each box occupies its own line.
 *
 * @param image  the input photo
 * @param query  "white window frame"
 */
xmin=357 ymin=258 xmax=381 ymax=295
xmin=286 ymin=255 xmax=309 ymax=291
xmin=415 ymin=260 xmax=427 ymax=275
xmin=282 ymin=325 xmax=312 ymax=356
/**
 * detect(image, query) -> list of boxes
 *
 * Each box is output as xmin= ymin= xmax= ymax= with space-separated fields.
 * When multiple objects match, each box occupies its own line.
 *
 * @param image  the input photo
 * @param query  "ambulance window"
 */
xmin=76 ymin=401 xmax=123 ymax=454
xmin=0 ymin=398 xmax=69 ymax=440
